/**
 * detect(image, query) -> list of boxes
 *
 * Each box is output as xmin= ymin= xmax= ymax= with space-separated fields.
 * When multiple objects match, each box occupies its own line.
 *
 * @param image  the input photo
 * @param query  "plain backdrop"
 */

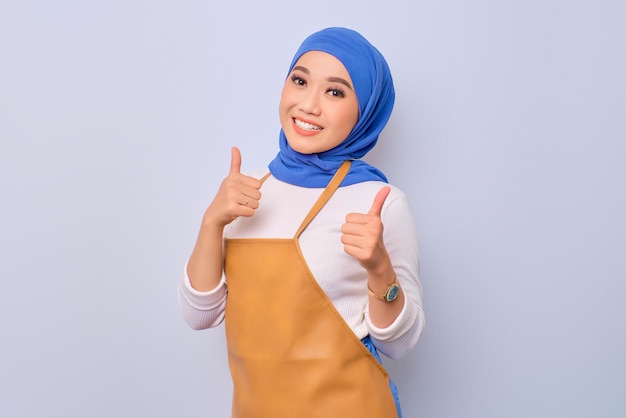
xmin=1 ymin=0 xmax=625 ymax=417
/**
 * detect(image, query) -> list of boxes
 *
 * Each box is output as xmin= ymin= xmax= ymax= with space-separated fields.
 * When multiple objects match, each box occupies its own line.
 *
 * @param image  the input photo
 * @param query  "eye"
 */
xmin=290 ymin=74 xmax=306 ymax=87
xmin=327 ymin=88 xmax=345 ymax=98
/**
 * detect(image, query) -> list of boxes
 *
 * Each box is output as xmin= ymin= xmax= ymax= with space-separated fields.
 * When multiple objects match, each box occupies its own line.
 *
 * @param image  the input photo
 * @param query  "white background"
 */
xmin=1 ymin=0 xmax=625 ymax=417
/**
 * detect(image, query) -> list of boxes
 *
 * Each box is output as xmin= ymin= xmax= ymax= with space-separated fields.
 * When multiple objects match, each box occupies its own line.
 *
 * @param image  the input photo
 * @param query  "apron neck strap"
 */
xmin=260 ymin=172 xmax=272 ymax=184
xmin=294 ymin=160 xmax=352 ymax=239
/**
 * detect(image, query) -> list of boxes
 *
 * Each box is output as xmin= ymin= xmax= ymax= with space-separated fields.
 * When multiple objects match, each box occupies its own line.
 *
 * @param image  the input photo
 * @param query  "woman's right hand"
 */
xmin=203 ymin=147 xmax=262 ymax=228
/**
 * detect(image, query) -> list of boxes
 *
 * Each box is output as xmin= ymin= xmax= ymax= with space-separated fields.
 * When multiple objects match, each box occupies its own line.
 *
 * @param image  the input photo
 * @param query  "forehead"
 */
xmin=292 ymin=51 xmax=352 ymax=80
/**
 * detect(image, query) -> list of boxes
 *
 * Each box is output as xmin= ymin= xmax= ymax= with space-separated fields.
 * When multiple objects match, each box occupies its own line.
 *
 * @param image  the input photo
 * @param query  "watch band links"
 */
xmin=367 ymin=278 xmax=400 ymax=302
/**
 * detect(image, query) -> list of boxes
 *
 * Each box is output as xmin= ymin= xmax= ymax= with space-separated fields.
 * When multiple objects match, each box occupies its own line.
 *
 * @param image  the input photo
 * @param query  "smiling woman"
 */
xmin=179 ymin=27 xmax=424 ymax=418
xmin=280 ymin=51 xmax=359 ymax=154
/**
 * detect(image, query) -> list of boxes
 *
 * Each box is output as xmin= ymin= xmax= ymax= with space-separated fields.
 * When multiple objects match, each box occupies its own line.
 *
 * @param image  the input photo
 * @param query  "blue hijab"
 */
xmin=268 ymin=27 xmax=395 ymax=187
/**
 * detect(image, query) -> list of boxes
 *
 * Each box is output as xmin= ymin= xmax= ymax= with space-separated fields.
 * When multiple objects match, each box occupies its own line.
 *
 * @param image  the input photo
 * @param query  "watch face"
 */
xmin=385 ymin=283 xmax=400 ymax=302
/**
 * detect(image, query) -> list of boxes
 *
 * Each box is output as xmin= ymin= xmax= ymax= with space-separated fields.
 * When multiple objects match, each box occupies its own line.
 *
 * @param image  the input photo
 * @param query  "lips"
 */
xmin=292 ymin=118 xmax=323 ymax=136
xmin=294 ymin=118 xmax=322 ymax=131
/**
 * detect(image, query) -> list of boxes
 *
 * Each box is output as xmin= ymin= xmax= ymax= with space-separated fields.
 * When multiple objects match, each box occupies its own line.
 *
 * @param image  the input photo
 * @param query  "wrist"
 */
xmin=368 ymin=275 xmax=400 ymax=302
xmin=366 ymin=259 xmax=394 ymax=290
xmin=367 ymin=262 xmax=398 ymax=297
xmin=201 ymin=209 xmax=229 ymax=229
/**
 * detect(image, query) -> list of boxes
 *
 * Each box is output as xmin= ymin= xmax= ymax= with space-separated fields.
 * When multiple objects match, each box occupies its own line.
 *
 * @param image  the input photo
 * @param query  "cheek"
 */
xmin=338 ymin=105 xmax=359 ymax=134
xmin=279 ymin=81 xmax=298 ymax=105
xmin=278 ymin=88 xmax=287 ymax=111
xmin=278 ymin=90 xmax=290 ymax=120
xmin=278 ymin=89 xmax=295 ymax=130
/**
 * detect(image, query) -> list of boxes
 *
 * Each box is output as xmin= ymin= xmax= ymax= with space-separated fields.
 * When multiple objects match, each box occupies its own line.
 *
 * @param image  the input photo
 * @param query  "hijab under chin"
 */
xmin=268 ymin=27 xmax=395 ymax=188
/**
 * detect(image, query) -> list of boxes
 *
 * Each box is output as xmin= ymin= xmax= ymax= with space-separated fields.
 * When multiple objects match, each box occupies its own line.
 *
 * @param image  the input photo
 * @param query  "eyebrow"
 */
xmin=292 ymin=65 xmax=354 ymax=90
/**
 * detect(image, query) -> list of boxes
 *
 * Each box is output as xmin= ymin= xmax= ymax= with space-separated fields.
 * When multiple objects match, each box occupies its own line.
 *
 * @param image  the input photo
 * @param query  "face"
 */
xmin=279 ymin=51 xmax=359 ymax=155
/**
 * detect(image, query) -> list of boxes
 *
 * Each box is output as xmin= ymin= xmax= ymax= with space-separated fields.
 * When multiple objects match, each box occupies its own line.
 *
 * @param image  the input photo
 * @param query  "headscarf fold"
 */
xmin=268 ymin=27 xmax=395 ymax=187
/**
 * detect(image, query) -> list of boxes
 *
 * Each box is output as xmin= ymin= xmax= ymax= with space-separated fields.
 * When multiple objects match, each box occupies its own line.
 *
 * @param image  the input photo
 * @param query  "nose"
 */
xmin=298 ymin=89 xmax=321 ymax=116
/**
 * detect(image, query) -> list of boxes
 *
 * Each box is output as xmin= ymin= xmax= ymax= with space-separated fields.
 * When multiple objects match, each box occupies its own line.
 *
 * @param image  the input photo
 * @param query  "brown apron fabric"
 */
xmin=224 ymin=161 xmax=398 ymax=418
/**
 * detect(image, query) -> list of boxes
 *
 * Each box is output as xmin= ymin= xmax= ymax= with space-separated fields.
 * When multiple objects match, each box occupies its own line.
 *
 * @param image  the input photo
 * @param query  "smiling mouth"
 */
xmin=293 ymin=118 xmax=323 ymax=131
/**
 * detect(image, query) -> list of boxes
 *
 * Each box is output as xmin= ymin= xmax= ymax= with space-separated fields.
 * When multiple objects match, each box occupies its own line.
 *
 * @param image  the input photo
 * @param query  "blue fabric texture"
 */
xmin=361 ymin=335 xmax=403 ymax=418
xmin=268 ymin=27 xmax=395 ymax=187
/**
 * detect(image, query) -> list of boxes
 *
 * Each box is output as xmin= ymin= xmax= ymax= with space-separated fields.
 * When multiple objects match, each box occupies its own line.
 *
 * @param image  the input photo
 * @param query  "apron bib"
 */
xmin=224 ymin=161 xmax=398 ymax=418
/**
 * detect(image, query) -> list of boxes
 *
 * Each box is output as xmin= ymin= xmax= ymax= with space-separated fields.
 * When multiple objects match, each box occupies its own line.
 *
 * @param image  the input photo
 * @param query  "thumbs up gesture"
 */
xmin=203 ymin=147 xmax=262 ymax=228
xmin=341 ymin=186 xmax=392 ymax=271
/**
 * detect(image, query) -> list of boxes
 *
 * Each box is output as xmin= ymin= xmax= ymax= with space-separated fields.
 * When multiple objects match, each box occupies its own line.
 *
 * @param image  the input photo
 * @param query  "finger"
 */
xmin=367 ymin=186 xmax=391 ymax=216
xmin=238 ymin=191 xmax=260 ymax=208
xmin=341 ymin=232 xmax=363 ymax=248
xmin=341 ymin=222 xmax=366 ymax=237
xmin=229 ymin=147 xmax=242 ymax=175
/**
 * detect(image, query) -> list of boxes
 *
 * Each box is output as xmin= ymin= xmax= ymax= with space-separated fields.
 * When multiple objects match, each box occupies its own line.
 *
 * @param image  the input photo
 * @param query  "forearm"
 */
xmin=366 ymin=258 xmax=404 ymax=328
xmin=367 ymin=300 xmax=424 ymax=359
xmin=178 ymin=270 xmax=227 ymax=330
xmin=365 ymin=258 xmax=424 ymax=359
xmin=187 ymin=221 xmax=225 ymax=292
xmin=186 ymin=146 xmax=263 ymax=292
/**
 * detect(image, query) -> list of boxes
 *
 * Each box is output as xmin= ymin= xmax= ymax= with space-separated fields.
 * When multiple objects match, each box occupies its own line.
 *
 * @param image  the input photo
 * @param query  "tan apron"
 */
xmin=224 ymin=161 xmax=398 ymax=418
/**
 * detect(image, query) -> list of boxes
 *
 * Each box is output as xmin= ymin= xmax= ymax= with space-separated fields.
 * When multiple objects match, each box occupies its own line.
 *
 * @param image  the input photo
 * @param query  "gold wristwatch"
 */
xmin=368 ymin=279 xmax=400 ymax=302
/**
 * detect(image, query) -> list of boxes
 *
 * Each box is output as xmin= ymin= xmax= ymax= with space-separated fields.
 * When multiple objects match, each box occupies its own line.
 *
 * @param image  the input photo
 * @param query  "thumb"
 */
xmin=368 ymin=186 xmax=391 ymax=216
xmin=229 ymin=147 xmax=242 ymax=175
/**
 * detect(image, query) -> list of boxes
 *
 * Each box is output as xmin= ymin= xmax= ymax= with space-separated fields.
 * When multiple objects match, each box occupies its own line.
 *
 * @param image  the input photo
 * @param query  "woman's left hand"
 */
xmin=341 ymin=186 xmax=392 ymax=272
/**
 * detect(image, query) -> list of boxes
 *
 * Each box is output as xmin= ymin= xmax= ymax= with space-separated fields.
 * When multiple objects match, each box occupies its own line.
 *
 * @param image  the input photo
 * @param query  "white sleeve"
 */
xmin=178 ymin=261 xmax=228 ymax=330
xmin=364 ymin=193 xmax=425 ymax=359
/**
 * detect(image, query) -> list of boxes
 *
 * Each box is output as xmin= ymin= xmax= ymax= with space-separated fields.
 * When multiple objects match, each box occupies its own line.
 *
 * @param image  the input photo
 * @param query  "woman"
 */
xmin=180 ymin=27 xmax=424 ymax=417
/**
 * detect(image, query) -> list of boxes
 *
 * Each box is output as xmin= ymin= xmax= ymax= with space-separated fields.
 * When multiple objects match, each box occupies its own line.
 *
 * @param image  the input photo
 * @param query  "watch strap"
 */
xmin=367 ymin=279 xmax=399 ymax=302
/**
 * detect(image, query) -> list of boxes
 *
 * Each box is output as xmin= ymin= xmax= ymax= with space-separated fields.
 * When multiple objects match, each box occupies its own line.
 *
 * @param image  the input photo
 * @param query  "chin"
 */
xmin=288 ymin=144 xmax=317 ymax=155
xmin=284 ymin=136 xmax=315 ymax=155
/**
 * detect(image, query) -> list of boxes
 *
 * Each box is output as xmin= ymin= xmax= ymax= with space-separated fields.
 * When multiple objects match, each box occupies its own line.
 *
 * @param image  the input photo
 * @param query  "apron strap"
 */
xmin=260 ymin=172 xmax=272 ymax=184
xmin=294 ymin=161 xmax=352 ymax=239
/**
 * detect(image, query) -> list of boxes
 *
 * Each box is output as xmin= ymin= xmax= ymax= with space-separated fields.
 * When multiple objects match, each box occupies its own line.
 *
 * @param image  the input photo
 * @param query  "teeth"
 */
xmin=294 ymin=118 xmax=322 ymax=131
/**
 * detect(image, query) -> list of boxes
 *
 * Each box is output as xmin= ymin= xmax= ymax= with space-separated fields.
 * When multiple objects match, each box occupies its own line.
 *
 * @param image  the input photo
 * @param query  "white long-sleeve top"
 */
xmin=179 ymin=170 xmax=424 ymax=359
